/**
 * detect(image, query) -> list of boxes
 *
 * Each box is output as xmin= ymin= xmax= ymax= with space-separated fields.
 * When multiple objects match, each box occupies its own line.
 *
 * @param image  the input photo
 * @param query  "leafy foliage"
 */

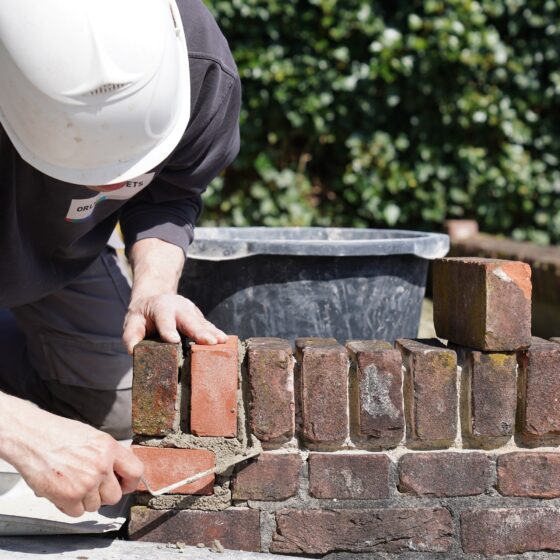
xmin=202 ymin=0 xmax=560 ymax=244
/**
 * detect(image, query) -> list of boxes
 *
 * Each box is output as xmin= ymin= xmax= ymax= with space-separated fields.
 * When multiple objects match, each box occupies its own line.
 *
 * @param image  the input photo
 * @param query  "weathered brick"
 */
xmin=454 ymin=347 xmax=517 ymax=446
xmin=232 ymin=452 xmax=301 ymax=501
xmin=295 ymin=337 xmax=337 ymax=351
xmin=132 ymin=341 xmax=181 ymax=436
xmin=448 ymin=235 xmax=560 ymax=339
xmin=246 ymin=338 xmax=295 ymax=444
xmin=129 ymin=507 xmax=261 ymax=551
xmin=132 ymin=446 xmax=215 ymax=495
xmin=308 ymin=453 xmax=390 ymax=500
xmin=396 ymin=339 xmax=457 ymax=448
xmin=190 ymin=335 xmax=238 ymax=437
xmin=271 ymin=508 xmax=454 ymax=554
xmin=461 ymin=508 xmax=560 ymax=555
xmin=398 ymin=452 xmax=492 ymax=497
xmin=346 ymin=340 xmax=404 ymax=448
xmin=517 ymin=338 xmax=560 ymax=446
xmin=498 ymin=453 xmax=560 ymax=498
xmin=297 ymin=338 xmax=349 ymax=446
xmin=433 ymin=257 xmax=532 ymax=351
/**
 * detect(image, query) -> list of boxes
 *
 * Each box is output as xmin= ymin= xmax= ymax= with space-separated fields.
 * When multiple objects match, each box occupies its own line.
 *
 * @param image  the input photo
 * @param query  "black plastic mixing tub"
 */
xmin=180 ymin=228 xmax=449 ymax=343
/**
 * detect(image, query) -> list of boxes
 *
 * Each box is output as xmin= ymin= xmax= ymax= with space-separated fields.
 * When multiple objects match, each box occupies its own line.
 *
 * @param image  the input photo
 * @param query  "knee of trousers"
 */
xmin=37 ymin=334 xmax=134 ymax=440
xmin=97 ymin=387 xmax=133 ymax=440
xmin=48 ymin=383 xmax=133 ymax=440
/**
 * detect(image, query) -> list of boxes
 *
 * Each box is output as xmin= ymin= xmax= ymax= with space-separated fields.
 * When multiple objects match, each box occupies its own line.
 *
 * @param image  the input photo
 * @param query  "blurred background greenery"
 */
xmin=201 ymin=0 xmax=560 ymax=245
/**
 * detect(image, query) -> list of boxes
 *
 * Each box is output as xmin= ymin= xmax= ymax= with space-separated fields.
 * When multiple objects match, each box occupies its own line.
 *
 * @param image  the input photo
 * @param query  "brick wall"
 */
xmin=129 ymin=256 xmax=560 ymax=558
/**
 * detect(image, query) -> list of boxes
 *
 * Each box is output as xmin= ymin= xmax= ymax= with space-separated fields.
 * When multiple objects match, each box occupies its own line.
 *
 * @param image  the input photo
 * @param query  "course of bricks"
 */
xmin=129 ymin=256 xmax=560 ymax=558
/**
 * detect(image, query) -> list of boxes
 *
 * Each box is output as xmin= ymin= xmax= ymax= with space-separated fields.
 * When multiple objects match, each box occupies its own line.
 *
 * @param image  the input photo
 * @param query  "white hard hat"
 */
xmin=0 ymin=0 xmax=190 ymax=186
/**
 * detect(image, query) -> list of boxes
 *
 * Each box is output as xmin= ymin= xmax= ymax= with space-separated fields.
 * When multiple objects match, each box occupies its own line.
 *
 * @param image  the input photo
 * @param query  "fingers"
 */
xmin=67 ymin=476 xmax=122 ymax=514
xmin=57 ymin=501 xmax=85 ymax=518
xmin=82 ymin=491 xmax=102 ymax=513
xmin=212 ymin=326 xmax=229 ymax=344
xmin=122 ymin=311 xmax=147 ymax=354
xmin=124 ymin=295 xmax=228 ymax=349
xmin=113 ymin=446 xmax=144 ymax=494
xmin=152 ymin=310 xmax=181 ymax=344
xmin=56 ymin=449 xmax=131 ymax=516
xmin=58 ymin=475 xmax=120 ymax=516
xmin=99 ymin=473 xmax=123 ymax=506
xmin=175 ymin=300 xmax=227 ymax=345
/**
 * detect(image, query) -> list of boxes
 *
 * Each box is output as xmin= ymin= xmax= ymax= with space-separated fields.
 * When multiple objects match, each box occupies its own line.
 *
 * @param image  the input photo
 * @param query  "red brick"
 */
xmin=396 ymin=339 xmax=457 ymax=448
xmin=454 ymin=347 xmax=516 ymax=446
xmin=308 ymin=453 xmax=390 ymax=500
xmin=461 ymin=508 xmax=560 ymax=555
xmin=132 ymin=341 xmax=181 ymax=436
xmin=132 ymin=446 xmax=215 ymax=495
xmin=190 ymin=335 xmax=238 ymax=437
xmin=246 ymin=338 xmax=295 ymax=444
xmin=443 ymin=219 xmax=479 ymax=241
xmin=498 ymin=452 xmax=560 ymax=498
xmin=232 ymin=452 xmax=301 ymax=501
xmin=297 ymin=338 xmax=349 ymax=446
xmin=271 ymin=508 xmax=454 ymax=554
xmin=398 ymin=452 xmax=492 ymax=497
xmin=346 ymin=341 xmax=404 ymax=448
xmin=517 ymin=338 xmax=560 ymax=446
xmin=129 ymin=507 xmax=261 ymax=551
xmin=433 ymin=257 xmax=532 ymax=351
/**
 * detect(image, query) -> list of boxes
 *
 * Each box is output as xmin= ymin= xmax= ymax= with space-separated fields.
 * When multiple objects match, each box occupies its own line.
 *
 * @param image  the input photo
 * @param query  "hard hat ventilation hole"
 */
xmin=169 ymin=2 xmax=181 ymax=36
xmin=169 ymin=3 xmax=178 ymax=29
xmin=86 ymin=83 xmax=129 ymax=96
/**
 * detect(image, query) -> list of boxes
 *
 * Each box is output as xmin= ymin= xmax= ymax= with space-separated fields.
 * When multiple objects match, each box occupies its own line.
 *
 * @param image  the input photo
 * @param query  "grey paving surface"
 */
xmin=0 ymin=536 xmax=297 ymax=560
xmin=2 ymin=538 xmax=560 ymax=560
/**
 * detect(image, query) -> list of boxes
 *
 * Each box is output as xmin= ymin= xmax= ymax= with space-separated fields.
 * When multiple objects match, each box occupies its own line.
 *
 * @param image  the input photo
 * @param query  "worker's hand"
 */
xmin=125 ymin=238 xmax=228 ymax=353
xmin=123 ymin=294 xmax=227 ymax=354
xmin=6 ymin=401 xmax=143 ymax=517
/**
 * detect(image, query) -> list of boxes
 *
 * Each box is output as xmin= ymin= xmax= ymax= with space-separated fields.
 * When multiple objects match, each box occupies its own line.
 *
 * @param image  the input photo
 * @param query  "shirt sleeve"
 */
xmin=119 ymin=60 xmax=241 ymax=257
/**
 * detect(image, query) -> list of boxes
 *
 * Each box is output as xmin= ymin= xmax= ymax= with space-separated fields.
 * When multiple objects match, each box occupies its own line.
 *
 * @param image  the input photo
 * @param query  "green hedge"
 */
xmin=202 ymin=0 xmax=560 ymax=244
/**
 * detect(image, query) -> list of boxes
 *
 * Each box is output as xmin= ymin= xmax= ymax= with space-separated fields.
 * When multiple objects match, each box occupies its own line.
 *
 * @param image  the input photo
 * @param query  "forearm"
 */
xmin=129 ymin=238 xmax=185 ymax=300
xmin=0 ymin=391 xmax=32 ymax=466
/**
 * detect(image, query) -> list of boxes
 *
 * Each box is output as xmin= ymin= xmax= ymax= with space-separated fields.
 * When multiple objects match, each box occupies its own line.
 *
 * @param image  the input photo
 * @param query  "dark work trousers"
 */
xmin=0 ymin=247 xmax=133 ymax=439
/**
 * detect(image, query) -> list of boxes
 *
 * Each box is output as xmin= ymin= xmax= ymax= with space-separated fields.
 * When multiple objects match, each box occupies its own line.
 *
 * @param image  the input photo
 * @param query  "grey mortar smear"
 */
xmin=136 ymin=482 xmax=232 ymax=511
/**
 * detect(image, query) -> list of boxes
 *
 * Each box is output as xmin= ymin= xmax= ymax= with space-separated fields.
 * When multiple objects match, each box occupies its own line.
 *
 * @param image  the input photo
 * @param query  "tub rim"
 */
xmin=189 ymin=227 xmax=449 ymax=261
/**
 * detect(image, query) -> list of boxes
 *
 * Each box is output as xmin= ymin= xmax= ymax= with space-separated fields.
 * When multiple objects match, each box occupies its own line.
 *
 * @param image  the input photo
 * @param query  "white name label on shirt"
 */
xmin=65 ymin=173 xmax=155 ymax=222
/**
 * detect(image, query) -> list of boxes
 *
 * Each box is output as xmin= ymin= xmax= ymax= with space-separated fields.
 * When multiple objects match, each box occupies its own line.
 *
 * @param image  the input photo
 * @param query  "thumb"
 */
xmin=114 ymin=446 xmax=144 ymax=494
